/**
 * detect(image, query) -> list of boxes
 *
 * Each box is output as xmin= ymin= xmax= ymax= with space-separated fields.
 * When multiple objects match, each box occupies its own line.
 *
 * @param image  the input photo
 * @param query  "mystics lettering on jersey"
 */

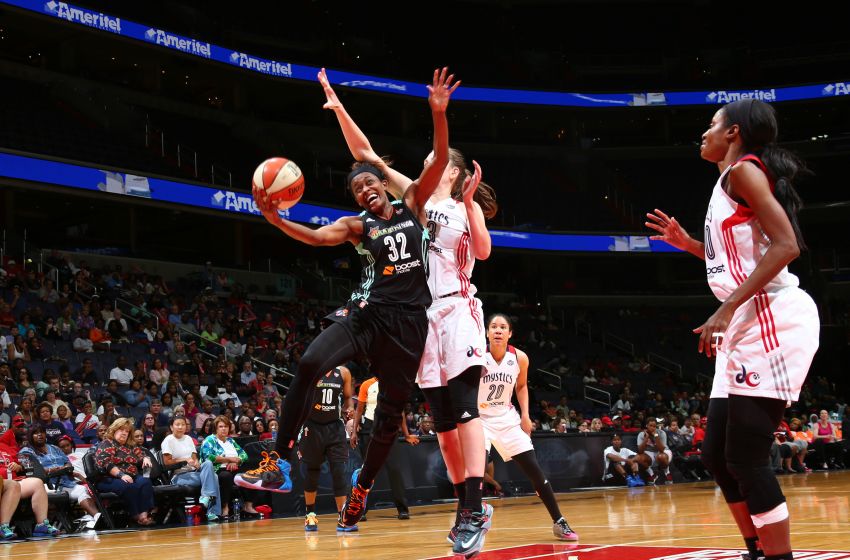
xmin=350 ymin=199 xmax=432 ymax=308
xmin=309 ymin=367 xmax=345 ymax=423
xmin=479 ymin=345 xmax=520 ymax=416
xmin=425 ymin=198 xmax=476 ymax=299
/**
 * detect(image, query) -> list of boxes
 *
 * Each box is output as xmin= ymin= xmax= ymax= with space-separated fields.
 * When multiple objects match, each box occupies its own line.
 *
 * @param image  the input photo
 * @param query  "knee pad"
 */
xmin=423 ymin=387 xmax=457 ymax=433
xmin=727 ymin=460 xmax=785 ymax=513
xmin=372 ymin=401 xmax=403 ymax=445
xmin=448 ymin=366 xmax=482 ymax=424
xmin=304 ymin=465 xmax=321 ymax=493
xmin=330 ymin=462 xmax=348 ymax=496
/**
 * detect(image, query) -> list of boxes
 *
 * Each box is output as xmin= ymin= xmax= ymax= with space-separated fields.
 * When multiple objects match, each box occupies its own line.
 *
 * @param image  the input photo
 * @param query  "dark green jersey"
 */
xmin=350 ymin=200 xmax=432 ymax=308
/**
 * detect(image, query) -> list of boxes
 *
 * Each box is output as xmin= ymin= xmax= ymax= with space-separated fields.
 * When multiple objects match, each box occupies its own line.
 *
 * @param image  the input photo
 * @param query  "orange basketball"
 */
xmin=252 ymin=157 xmax=305 ymax=211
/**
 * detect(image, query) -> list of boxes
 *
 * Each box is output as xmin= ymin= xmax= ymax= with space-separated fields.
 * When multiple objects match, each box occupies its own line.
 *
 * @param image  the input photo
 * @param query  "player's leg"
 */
xmin=275 ymin=322 xmax=360 ymax=457
xmin=482 ymin=452 xmax=501 ymax=495
xmin=422 ymin=386 xmax=467 ymax=527
xmin=511 ymin=449 xmax=578 ymax=540
xmin=725 ymin=394 xmax=791 ymax=559
xmin=328 ymin=421 xmax=351 ymax=514
xmin=448 ymin=365 xmax=486 ymax=513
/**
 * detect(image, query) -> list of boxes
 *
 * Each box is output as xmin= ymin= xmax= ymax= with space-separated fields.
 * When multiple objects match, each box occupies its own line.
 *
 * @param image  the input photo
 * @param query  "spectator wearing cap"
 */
xmin=0 ymin=416 xmax=60 ymax=538
xmin=19 ymin=425 xmax=101 ymax=528
xmin=603 ymin=433 xmax=645 ymax=487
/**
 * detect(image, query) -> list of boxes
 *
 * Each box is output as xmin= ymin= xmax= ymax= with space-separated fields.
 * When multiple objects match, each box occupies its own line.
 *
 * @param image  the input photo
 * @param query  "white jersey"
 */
xmin=425 ymin=198 xmax=476 ymax=299
xmin=479 ymin=346 xmax=520 ymax=418
xmin=704 ymin=154 xmax=799 ymax=303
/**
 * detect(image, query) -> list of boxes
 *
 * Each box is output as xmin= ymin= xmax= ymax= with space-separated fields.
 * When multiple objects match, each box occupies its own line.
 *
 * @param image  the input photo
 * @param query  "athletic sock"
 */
xmin=463 ymin=477 xmax=484 ymax=513
xmin=454 ymin=483 xmax=466 ymax=526
xmin=744 ymin=536 xmax=762 ymax=558
xmin=537 ymin=480 xmax=563 ymax=522
xmin=305 ymin=503 xmax=315 ymax=514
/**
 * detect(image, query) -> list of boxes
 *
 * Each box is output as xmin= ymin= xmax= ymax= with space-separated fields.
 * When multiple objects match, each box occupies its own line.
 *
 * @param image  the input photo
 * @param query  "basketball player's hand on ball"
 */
xmin=252 ymin=182 xmax=279 ymax=224
xmin=645 ymin=209 xmax=691 ymax=251
xmin=427 ymin=67 xmax=460 ymax=113
xmin=462 ymin=160 xmax=482 ymax=205
xmin=318 ymin=68 xmax=341 ymax=111
xmin=693 ymin=302 xmax=735 ymax=358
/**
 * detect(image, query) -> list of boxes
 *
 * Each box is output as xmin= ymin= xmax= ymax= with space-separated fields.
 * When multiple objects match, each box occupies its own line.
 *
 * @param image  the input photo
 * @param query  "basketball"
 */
xmin=252 ymin=157 xmax=305 ymax=211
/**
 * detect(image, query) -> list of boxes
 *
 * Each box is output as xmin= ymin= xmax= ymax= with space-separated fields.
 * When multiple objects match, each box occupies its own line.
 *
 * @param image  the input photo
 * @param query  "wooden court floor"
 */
xmin=3 ymin=471 xmax=848 ymax=560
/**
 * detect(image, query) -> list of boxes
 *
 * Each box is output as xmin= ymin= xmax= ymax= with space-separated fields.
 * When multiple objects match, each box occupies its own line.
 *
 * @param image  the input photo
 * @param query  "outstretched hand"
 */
xmin=462 ymin=160 xmax=482 ymax=205
xmin=645 ymin=209 xmax=691 ymax=251
xmin=318 ymin=67 xmax=342 ymax=111
xmin=427 ymin=67 xmax=460 ymax=113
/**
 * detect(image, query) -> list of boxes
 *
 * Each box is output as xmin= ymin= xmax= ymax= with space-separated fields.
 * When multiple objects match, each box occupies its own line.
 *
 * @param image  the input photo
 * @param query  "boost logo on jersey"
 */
xmin=383 ymin=260 xmax=421 ymax=275
xmin=735 ymin=365 xmax=761 ymax=387
xmin=466 ymin=346 xmax=484 ymax=358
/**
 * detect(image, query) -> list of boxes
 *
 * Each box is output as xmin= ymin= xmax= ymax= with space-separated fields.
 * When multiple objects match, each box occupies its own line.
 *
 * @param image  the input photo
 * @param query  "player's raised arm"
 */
xmin=404 ymin=68 xmax=458 ymax=222
xmin=318 ymin=68 xmax=413 ymax=200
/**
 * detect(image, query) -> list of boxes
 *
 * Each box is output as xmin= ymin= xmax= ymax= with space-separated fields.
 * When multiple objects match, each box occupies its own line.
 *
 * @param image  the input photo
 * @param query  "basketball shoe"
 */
xmin=234 ymin=451 xmax=292 ymax=493
xmin=338 ymin=481 xmax=370 ymax=530
xmin=447 ymin=503 xmax=493 ymax=544
xmin=553 ymin=517 xmax=579 ymax=541
xmin=304 ymin=512 xmax=318 ymax=532
xmin=452 ymin=507 xmax=490 ymax=557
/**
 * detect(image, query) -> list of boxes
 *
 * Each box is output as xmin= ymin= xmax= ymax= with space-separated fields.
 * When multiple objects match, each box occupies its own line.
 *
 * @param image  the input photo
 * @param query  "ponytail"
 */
xmin=759 ymin=145 xmax=809 ymax=252
xmin=448 ymin=148 xmax=498 ymax=219
xmin=722 ymin=99 xmax=809 ymax=251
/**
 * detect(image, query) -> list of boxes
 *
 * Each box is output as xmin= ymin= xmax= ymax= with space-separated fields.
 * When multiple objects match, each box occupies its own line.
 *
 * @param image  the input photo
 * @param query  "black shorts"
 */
xmin=325 ymin=301 xmax=428 ymax=396
xmin=299 ymin=419 xmax=349 ymax=466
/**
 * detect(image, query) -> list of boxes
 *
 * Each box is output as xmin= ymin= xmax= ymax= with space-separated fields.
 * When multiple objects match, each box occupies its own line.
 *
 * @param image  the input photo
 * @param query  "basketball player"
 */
xmin=647 ymin=98 xmax=819 ymax=560
xmin=478 ymin=314 xmax=578 ymax=541
xmin=246 ymin=68 xmax=460 ymax=534
xmin=319 ymin=68 xmax=498 ymax=557
xmin=300 ymin=366 xmax=353 ymax=532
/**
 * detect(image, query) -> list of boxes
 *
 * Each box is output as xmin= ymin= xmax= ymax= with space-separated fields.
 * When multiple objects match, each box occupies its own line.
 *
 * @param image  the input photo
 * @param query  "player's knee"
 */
xmin=304 ymin=466 xmax=321 ymax=493
xmin=372 ymin=406 xmax=403 ymax=445
xmin=330 ymin=462 xmax=348 ymax=495
xmin=448 ymin=366 xmax=481 ymax=424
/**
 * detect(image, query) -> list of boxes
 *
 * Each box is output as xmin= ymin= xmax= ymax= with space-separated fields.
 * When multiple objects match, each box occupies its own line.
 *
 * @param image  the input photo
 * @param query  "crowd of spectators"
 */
xmin=0 ymin=251 xmax=846 ymax=536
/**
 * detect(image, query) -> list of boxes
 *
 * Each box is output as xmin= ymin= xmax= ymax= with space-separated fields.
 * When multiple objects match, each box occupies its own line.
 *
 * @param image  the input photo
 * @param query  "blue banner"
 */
xmin=0 ymin=151 xmax=677 ymax=253
xmin=4 ymin=0 xmax=849 ymax=107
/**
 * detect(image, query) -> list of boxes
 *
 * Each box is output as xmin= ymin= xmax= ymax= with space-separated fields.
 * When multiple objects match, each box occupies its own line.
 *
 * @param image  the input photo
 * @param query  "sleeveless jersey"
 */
xmin=704 ymin=154 xmax=799 ymax=303
xmin=308 ymin=367 xmax=344 ymax=423
xmin=425 ymin=198 xmax=476 ymax=298
xmin=479 ymin=346 xmax=520 ymax=418
xmin=350 ymin=199 xmax=432 ymax=307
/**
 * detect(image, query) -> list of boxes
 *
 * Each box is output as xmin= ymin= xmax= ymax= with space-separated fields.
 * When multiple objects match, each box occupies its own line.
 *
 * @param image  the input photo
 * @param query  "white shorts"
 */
xmin=481 ymin=409 xmax=534 ymax=462
xmin=643 ymin=449 xmax=673 ymax=467
xmin=417 ymin=295 xmax=486 ymax=389
xmin=710 ymin=287 xmax=819 ymax=403
xmin=63 ymin=483 xmax=92 ymax=504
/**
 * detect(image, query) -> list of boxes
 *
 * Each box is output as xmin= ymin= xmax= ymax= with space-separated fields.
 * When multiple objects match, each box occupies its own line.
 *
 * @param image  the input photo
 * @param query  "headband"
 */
xmin=347 ymin=164 xmax=385 ymax=187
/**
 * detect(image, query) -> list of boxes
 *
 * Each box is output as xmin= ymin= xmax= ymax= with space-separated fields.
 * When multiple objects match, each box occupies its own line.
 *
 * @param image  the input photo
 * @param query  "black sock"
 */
xmin=537 ymin=481 xmax=563 ymax=523
xmin=744 ymin=536 xmax=762 ymax=558
xmin=765 ymin=554 xmax=793 ymax=560
xmin=454 ymin=483 xmax=466 ymax=526
xmin=463 ymin=477 xmax=483 ymax=513
xmin=306 ymin=502 xmax=315 ymax=514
